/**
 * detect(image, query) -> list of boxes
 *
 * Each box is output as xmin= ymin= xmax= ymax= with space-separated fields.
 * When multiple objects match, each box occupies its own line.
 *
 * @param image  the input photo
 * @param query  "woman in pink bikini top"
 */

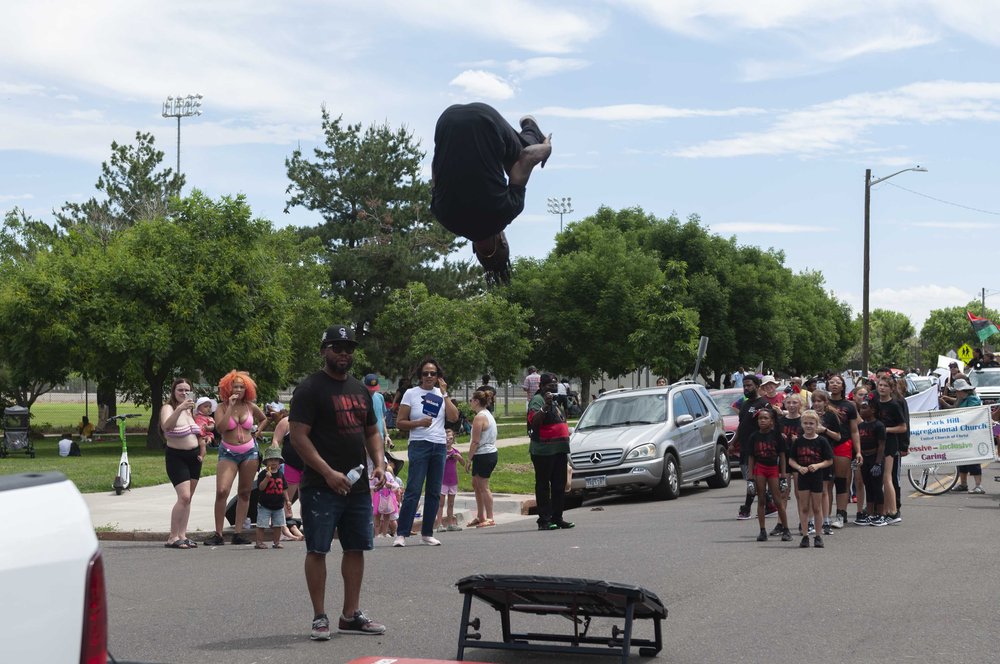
xmin=204 ymin=370 xmax=266 ymax=547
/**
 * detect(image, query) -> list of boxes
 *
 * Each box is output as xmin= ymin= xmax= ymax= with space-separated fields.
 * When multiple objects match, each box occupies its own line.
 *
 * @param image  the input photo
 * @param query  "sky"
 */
xmin=3 ymin=1 xmax=1000 ymax=332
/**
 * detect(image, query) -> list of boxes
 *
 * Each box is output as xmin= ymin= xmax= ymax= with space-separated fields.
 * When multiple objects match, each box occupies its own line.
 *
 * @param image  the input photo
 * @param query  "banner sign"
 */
xmin=905 ymin=386 xmax=939 ymax=413
xmin=902 ymin=405 xmax=997 ymax=468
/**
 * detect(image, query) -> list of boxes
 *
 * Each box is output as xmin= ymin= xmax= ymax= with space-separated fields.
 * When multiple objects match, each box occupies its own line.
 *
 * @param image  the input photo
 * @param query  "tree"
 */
xmin=554 ymin=206 xmax=856 ymax=382
xmin=0 ymin=209 xmax=72 ymax=408
xmin=919 ymin=303 xmax=1000 ymax=368
xmin=776 ymin=271 xmax=856 ymax=375
xmin=285 ymin=109 xmax=474 ymax=369
xmin=868 ymin=309 xmax=915 ymax=369
xmin=55 ymin=132 xmax=185 ymax=421
xmin=508 ymin=228 xmax=699 ymax=402
xmin=56 ymin=131 xmax=184 ymax=246
xmin=373 ymin=283 xmax=532 ymax=384
xmin=70 ymin=192 xmax=338 ymax=448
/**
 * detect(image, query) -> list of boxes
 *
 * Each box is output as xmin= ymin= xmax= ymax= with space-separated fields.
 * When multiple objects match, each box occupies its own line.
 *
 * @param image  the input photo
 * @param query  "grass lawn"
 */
xmin=396 ymin=443 xmax=536 ymax=495
xmin=19 ymin=402 xmax=151 ymax=432
xmin=0 ymin=435 xmax=218 ymax=494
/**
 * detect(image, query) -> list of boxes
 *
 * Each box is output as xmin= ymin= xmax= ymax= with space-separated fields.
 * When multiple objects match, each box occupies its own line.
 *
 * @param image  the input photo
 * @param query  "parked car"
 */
xmin=568 ymin=381 xmax=730 ymax=501
xmin=708 ymin=388 xmax=743 ymax=474
xmin=968 ymin=368 xmax=1000 ymax=404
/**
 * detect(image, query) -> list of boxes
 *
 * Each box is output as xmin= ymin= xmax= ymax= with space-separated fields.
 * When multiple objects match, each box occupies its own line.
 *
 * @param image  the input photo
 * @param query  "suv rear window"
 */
xmin=969 ymin=369 xmax=1000 ymax=388
xmin=576 ymin=393 xmax=669 ymax=430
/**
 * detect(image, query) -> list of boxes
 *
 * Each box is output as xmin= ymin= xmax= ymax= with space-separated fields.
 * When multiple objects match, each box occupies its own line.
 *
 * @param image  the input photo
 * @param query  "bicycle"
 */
xmin=907 ymin=463 xmax=959 ymax=495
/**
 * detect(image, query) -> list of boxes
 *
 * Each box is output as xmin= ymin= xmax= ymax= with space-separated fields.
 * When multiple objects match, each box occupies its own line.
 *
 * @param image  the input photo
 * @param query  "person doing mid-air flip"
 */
xmin=431 ymin=102 xmax=552 ymax=285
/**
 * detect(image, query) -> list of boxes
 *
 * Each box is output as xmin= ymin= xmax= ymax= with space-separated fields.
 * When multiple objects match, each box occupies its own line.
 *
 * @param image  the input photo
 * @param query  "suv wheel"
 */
xmin=706 ymin=444 xmax=731 ymax=489
xmin=652 ymin=452 xmax=680 ymax=500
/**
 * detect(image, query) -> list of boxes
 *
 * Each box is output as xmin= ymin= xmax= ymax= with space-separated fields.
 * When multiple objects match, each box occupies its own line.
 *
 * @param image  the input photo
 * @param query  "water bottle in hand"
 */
xmin=345 ymin=464 xmax=366 ymax=485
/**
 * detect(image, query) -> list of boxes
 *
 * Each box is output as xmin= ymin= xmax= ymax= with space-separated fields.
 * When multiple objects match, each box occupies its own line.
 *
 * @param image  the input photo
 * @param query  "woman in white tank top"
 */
xmin=468 ymin=389 xmax=499 ymax=527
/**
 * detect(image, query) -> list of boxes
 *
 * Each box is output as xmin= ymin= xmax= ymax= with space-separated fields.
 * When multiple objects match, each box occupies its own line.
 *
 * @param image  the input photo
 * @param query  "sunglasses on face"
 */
xmin=421 ymin=371 xmax=439 ymax=377
xmin=324 ymin=343 xmax=355 ymax=354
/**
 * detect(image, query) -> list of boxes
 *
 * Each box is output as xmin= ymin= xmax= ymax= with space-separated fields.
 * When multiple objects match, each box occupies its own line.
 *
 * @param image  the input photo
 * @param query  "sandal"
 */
xmin=272 ymin=543 xmax=284 ymax=549
xmin=182 ymin=539 xmax=198 ymax=548
xmin=475 ymin=519 xmax=496 ymax=528
xmin=467 ymin=517 xmax=483 ymax=527
xmin=254 ymin=543 xmax=268 ymax=550
xmin=164 ymin=540 xmax=190 ymax=549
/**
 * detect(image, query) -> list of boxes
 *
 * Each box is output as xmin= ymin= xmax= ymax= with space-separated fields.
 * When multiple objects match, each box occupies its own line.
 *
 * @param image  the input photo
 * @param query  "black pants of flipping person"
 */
xmin=531 ymin=452 xmax=568 ymax=525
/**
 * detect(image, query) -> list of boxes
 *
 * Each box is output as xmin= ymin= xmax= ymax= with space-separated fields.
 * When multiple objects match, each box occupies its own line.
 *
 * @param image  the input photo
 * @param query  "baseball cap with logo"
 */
xmin=362 ymin=374 xmax=380 ymax=390
xmin=321 ymin=324 xmax=358 ymax=348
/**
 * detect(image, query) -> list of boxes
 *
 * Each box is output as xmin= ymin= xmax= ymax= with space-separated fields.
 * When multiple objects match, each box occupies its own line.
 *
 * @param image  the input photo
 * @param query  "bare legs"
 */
xmin=168 ymin=479 xmax=198 ymax=543
xmin=472 ymin=475 xmax=494 ymax=523
xmin=213 ymin=460 xmax=238 ymax=536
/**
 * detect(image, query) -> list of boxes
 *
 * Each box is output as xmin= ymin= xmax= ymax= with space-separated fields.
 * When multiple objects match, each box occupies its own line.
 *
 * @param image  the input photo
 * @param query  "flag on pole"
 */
xmin=966 ymin=311 xmax=999 ymax=342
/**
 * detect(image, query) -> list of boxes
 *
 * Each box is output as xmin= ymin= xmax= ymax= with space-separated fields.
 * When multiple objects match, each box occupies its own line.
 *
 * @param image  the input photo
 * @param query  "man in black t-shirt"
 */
xmin=734 ymin=375 xmax=771 ymax=520
xmin=431 ymin=103 xmax=552 ymax=285
xmin=289 ymin=324 xmax=387 ymax=641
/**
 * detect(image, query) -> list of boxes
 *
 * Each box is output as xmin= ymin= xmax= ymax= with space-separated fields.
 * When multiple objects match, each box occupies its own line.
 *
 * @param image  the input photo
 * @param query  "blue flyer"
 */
xmin=421 ymin=392 xmax=443 ymax=418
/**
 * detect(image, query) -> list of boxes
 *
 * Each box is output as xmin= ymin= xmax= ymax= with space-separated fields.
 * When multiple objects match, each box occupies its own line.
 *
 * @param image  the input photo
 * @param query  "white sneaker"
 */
xmin=243 ymin=518 xmax=252 ymax=530
xmin=421 ymin=535 xmax=442 ymax=546
xmin=832 ymin=515 xmax=845 ymax=529
xmin=392 ymin=536 xmax=405 ymax=547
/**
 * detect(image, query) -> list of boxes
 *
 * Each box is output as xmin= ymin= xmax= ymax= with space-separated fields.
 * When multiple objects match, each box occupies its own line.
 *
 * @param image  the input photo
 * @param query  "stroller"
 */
xmin=1 ymin=406 xmax=35 ymax=458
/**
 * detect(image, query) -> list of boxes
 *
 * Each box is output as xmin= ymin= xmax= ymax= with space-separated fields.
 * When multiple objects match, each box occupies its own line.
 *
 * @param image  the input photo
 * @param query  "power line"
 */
xmin=882 ymin=181 xmax=1000 ymax=217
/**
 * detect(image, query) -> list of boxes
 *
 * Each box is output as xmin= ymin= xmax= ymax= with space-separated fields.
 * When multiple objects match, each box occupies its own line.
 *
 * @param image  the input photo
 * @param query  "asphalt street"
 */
xmin=104 ymin=461 xmax=1000 ymax=664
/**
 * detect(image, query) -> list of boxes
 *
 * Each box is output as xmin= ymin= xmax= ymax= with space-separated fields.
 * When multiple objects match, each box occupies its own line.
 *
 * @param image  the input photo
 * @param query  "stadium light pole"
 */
xmin=547 ymin=196 xmax=573 ymax=232
xmin=161 ymin=94 xmax=203 ymax=176
xmin=862 ymin=165 xmax=927 ymax=375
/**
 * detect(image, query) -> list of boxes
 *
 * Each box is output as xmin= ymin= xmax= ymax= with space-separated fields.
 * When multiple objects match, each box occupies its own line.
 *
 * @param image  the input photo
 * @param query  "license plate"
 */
xmin=585 ymin=476 xmax=607 ymax=489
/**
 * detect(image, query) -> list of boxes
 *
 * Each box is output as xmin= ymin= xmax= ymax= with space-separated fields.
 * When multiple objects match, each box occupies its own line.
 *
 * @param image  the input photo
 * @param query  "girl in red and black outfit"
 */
xmin=748 ymin=408 xmax=791 ymax=542
xmin=874 ymin=377 xmax=907 ymax=524
xmin=789 ymin=410 xmax=834 ymax=548
xmin=826 ymin=375 xmax=863 ymax=530
xmin=856 ymin=400 xmax=886 ymax=526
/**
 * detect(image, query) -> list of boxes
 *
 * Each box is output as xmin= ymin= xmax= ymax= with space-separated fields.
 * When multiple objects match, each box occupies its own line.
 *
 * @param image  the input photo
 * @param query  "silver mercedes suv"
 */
xmin=568 ymin=381 xmax=730 ymax=501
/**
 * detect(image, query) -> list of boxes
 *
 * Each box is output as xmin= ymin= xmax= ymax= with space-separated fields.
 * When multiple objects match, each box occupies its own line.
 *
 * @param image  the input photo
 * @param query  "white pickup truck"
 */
xmin=0 ymin=471 xmax=108 ymax=663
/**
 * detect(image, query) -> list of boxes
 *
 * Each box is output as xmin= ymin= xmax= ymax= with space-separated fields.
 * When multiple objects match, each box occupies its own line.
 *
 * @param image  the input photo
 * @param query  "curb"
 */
xmin=95 ymin=499 xmax=539 ymax=541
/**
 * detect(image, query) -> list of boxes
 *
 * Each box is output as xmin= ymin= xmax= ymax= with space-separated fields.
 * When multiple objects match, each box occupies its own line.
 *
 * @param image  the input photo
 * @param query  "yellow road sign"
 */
xmin=958 ymin=343 xmax=974 ymax=364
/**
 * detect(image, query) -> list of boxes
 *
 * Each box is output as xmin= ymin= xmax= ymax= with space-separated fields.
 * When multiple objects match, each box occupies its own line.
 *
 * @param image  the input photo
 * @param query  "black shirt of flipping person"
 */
xmin=256 ymin=468 xmax=286 ymax=510
xmin=748 ymin=429 xmax=786 ymax=467
xmin=790 ymin=435 xmax=833 ymax=468
xmin=858 ymin=419 xmax=886 ymax=457
xmin=431 ymin=103 xmax=523 ymax=221
xmin=289 ymin=371 xmax=375 ymax=494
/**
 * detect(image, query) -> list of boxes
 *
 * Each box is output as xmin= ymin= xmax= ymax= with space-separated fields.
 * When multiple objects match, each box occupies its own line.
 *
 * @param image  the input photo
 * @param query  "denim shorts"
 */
xmin=218 ymin=443 xmax=259 ymax=466
xmin=300 ymin=487 xmax=373 ymax=554
xmin=256 ymin=506 xmax=286 ymax=528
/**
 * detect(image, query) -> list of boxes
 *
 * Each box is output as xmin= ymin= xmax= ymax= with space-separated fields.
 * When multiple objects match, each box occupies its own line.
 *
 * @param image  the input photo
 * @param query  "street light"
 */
xmin=161 ymin=94 xmax=203 ymax=176
xmin=862 ymin=165 xmax=927 ymax=374
xmin=547 ymin=196 xmax=573 ymax=232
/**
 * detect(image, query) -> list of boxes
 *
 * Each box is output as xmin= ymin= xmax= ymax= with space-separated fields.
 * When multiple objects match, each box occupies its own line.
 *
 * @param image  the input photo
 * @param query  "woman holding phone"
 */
xmin=160 ymin=377 xmax=204 ymax=549
xmin=392 ymin=357 xmax=459 ymax=548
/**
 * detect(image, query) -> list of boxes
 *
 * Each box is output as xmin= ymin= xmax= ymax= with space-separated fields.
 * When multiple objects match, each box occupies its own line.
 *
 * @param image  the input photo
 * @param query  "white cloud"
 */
xmin=0 ymin=193 xmax=34 ymax=202
xmin=386 ymin=0 xmax=606 ymax=54
xmin=711 ymin=222 xmax=830 ymax=234
xmin=836 ymin=283 xmax=974 ymax=329
xmin=535 ymin=103 xmax=765 ymax=121
xmin=0 ymin=82 xmax=47 ymax=96
xmin=506 ymin=57 xmax=590 ymax=80
xmin=448 ymin=70 xmax=515 ymax=100
xmin=676 ymin=80 xmax=1000 ymax=158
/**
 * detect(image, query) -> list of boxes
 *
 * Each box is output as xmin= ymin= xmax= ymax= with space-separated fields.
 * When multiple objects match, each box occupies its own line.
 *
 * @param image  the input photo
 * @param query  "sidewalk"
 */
xmin=86 ymin=435 xmax=537 ymax=540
